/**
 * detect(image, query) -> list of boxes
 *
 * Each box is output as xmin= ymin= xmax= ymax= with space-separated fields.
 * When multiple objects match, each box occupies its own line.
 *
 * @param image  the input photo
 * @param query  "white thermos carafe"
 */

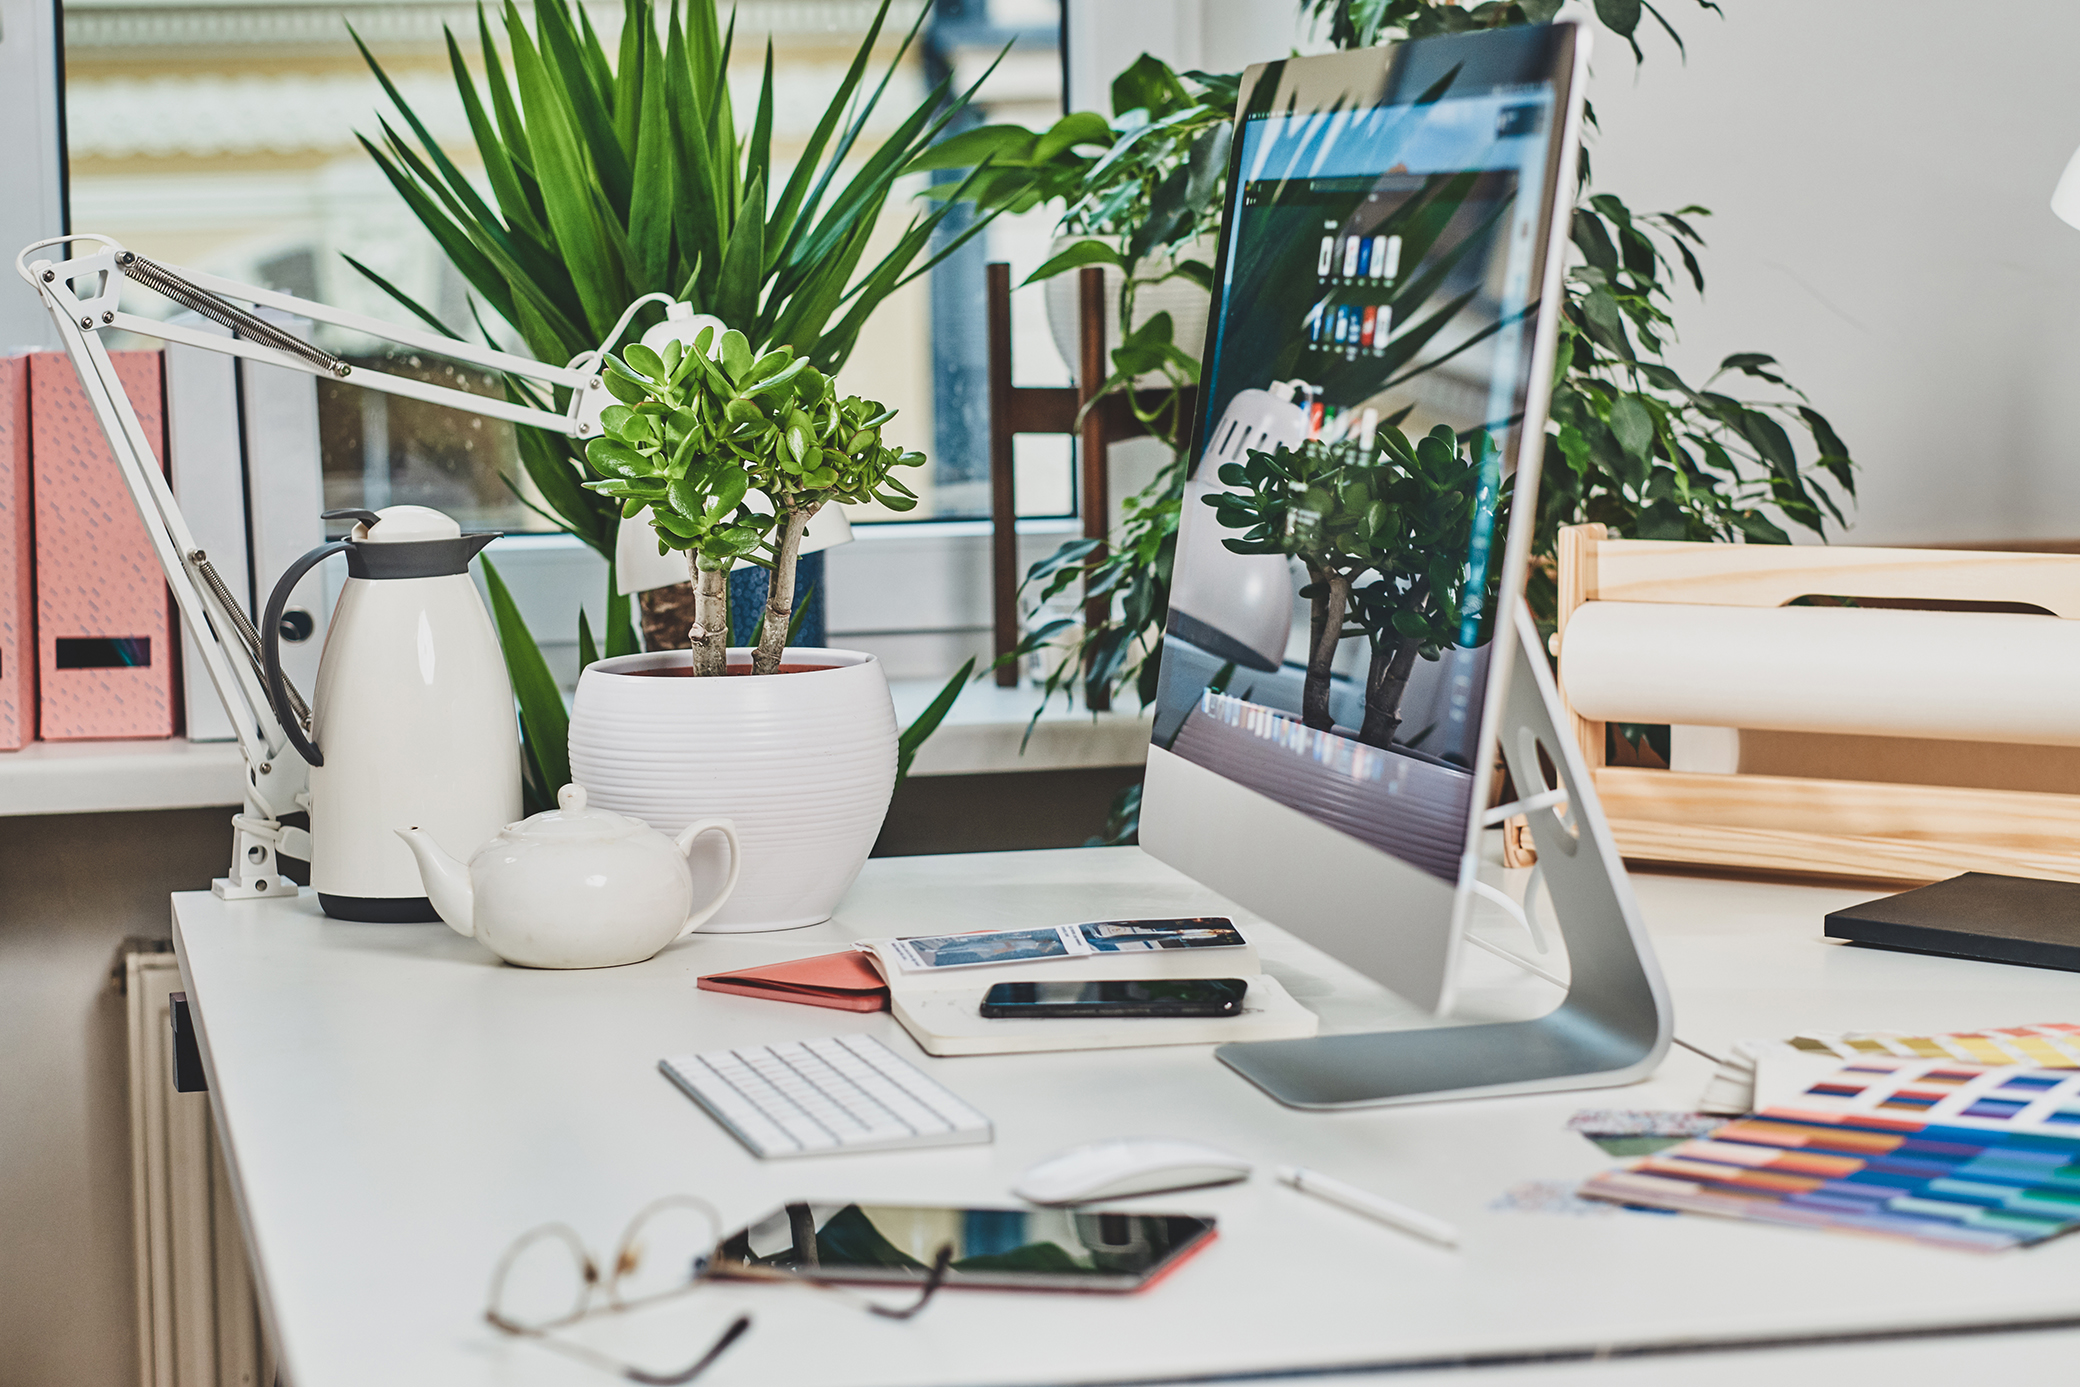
xmin=262 ymin=505 xmax=520 ymax=922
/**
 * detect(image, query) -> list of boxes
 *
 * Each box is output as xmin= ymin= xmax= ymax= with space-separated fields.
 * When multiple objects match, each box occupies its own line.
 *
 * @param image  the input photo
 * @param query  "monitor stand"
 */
xmin=1214 ymin=606 xmax=1674 ymax=1109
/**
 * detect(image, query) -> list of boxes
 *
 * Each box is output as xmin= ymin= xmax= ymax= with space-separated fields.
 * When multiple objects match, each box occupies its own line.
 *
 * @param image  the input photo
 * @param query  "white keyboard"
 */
xmin=660 ymin=1035 xmax=993 ymax=1159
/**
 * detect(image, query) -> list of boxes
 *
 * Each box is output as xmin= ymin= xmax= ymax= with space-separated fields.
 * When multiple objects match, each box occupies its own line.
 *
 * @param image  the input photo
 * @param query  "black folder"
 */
xmin=1825 ymin=872 xmax=2080 ymax=972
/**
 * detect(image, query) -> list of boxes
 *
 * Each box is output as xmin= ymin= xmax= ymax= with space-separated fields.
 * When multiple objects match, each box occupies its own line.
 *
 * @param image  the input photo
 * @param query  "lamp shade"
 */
xmin=2053 ymin=145 xmax=2080 ymax=230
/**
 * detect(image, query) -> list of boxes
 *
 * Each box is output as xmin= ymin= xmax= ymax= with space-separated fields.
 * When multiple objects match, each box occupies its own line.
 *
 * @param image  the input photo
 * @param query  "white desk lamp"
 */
xmin=2053 ymin=146 xmax=2080 ymax=230
xmin=15 ymin=233 xmax=679 ymax=899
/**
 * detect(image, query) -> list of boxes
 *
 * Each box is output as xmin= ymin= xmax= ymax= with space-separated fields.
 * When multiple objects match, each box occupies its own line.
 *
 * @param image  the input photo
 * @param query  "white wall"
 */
xmin=0 ymin=0 xmax=65 ymax=349
xmin=1063 ymin=0 xmax=1325 ymax=114
xmin=1585 ymin=0 xmax=2080 ymax=545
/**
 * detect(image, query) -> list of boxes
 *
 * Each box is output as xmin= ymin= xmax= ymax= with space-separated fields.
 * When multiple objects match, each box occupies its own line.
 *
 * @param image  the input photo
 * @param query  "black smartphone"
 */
xmin=713 ymin=1203 xmax=1218 ymax=1293
xmin=978 ymin=978 xmax=1248 ymax=1019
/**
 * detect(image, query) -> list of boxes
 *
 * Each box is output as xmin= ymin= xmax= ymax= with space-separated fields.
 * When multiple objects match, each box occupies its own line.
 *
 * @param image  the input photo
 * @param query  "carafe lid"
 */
xmin=324 ymin=505 xmax=498 ymax=579
xmin=500 ymin=784 xmax=653 ymax=843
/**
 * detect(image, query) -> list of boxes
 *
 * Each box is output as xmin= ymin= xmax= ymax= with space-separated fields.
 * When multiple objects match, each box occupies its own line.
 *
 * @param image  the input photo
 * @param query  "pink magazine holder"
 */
xmin=32 ymin=350 xmax=176 ymax=741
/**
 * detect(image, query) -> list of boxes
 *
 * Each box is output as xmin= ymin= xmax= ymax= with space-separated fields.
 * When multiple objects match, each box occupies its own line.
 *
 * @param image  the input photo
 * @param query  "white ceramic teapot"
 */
xmin=396 ymin=785 xmax=740 ymax=969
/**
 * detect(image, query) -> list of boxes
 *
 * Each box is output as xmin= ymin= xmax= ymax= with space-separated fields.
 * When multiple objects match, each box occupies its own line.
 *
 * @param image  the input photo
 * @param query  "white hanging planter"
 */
xmin=568 ymin=647 xmax=897 ymax=932
xmin=1042 ymin=232 xmax=1218 ymax=388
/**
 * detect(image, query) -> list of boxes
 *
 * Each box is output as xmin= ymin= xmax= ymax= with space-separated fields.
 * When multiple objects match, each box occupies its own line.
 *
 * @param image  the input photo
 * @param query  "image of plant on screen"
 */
xmin=1206 ymin=423 xmax=1507 ymax=751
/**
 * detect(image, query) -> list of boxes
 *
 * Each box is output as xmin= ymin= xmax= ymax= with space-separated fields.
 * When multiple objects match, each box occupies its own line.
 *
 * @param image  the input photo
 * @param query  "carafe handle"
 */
xmin=263 ymin=539 xmax=350 ymax=767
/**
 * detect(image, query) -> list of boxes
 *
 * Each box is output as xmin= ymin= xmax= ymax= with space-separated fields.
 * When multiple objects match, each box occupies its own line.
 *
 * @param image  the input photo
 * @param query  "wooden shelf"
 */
xmin=0 ymin=736 xmax=245 ymax=817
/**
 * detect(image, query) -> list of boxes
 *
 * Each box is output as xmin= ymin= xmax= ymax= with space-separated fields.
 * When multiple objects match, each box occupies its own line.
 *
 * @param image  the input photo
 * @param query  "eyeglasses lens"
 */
xmin=493 ymin=1227 xmax=592 ymax=1331
xmin=612 ymin=1201 xmax=715 ymax=1306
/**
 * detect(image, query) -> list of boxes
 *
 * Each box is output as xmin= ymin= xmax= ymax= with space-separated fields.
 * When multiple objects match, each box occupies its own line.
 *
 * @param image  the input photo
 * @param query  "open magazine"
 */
xmin=849 ymin=917 xmax=1315 ymax=1056
xmin=871 ymin=918 xmax=1247 ymax=974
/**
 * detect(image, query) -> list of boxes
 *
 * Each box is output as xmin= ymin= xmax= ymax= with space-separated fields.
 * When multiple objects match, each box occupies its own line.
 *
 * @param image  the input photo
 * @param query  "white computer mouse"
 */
xmin=1013 ymin=1138 xmax=1253 ymax=1205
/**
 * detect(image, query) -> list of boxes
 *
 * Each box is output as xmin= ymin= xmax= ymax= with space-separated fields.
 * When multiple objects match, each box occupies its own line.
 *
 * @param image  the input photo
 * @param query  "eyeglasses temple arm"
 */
xmin=621 ymin=1313 xmax=752 ymax=1386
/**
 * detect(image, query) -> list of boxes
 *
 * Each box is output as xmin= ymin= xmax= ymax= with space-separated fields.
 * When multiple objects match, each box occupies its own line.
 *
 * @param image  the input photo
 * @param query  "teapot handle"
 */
xmin=673 ymin=818 xmax=741 ymax=938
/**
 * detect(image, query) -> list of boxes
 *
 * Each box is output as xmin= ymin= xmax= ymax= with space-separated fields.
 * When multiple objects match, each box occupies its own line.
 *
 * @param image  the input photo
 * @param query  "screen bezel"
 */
xmin=1152 ymin=23 xmax=1591 ymax=1013
xmin=712 ymin=1204 xmax=1219 ymax=1294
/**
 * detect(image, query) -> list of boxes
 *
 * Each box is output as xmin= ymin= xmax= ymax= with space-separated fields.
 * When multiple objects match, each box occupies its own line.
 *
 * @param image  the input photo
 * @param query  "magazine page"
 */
xmin=861 ymin=918 xmax=1249 ymax=976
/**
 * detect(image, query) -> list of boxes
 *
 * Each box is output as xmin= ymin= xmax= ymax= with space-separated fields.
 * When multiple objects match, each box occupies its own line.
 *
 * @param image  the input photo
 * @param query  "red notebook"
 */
xmin=698 ymin=951 xmax=889 ymax=1012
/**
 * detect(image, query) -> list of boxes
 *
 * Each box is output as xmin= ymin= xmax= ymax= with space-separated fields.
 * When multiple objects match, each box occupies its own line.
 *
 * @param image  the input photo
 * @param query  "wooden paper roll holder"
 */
xmin=1538 ymin=523 xmax=2080 ymax=885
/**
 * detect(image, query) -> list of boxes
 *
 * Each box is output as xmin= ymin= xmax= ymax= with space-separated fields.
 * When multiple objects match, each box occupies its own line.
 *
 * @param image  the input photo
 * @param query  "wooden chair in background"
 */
xmin=984 ymin=262 xmax=1196 ymax=708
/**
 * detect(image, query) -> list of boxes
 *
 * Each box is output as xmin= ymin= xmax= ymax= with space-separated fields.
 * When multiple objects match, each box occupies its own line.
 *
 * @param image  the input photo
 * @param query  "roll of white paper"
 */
xmin=1560 ymin=602 xmax=2080 ymax=747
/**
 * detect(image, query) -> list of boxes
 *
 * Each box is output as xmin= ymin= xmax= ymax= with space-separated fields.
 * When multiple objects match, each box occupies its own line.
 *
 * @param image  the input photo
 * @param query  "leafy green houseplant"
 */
xmin=1208 ymin=425 xmax=1507 ymax=749
xmin=579 ymin=328 xmax=924 ymax=676
xmin=931 ymin=6 xmax=1855 ymax=816
xmin=915 ymin=60 xmax=1239 ymax=713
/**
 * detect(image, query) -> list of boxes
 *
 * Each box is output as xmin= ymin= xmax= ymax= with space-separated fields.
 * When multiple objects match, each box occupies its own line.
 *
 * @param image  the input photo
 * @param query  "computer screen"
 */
xmin=1144 ymin=25 xmax=1586 ymax=1014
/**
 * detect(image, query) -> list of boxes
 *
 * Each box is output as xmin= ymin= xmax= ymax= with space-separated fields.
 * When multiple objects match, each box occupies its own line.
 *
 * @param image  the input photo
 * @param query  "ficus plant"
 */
xmin=1208 ymin=425 xmax=1508 ymax=750
xmin=581 ymin=328 xmax=923 ymax=677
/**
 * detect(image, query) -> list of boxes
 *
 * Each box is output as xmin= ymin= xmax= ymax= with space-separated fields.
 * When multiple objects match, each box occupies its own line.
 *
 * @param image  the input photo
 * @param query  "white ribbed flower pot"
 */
xmin=567 ymin=647 xmax=897 ymax=932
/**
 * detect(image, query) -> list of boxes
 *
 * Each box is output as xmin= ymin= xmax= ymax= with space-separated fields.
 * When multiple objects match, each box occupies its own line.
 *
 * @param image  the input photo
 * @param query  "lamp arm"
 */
xmin=14 ymin=233 xmax=657 ymax=900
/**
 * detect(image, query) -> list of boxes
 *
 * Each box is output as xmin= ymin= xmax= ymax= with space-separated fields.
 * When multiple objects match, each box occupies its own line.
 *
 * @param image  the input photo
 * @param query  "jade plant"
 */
xmin=580 ymin=328 xmax=923 ymax=676
xmin=1209 ymin=424 xmax=1507 ymax=751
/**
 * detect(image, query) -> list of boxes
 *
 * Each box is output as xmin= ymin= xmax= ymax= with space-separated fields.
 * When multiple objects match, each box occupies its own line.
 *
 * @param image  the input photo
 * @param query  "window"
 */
xmin=62 ymin=0 xmax=1071 ymax=531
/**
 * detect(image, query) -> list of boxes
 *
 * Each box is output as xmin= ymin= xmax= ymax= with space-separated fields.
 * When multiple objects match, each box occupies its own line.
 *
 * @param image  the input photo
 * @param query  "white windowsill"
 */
xmin=0 ymin=736 xmax=248 ymax=817
xmin=0 ymin=679 xmax=1150 ymax=817
xmin=891 ymin=678 xmax=1151 ymax=778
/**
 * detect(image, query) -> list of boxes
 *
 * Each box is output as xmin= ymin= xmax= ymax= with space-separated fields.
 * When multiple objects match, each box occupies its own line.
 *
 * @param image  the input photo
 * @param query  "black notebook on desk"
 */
xmin=1825 ymin=872 xmax=2080 ymax=972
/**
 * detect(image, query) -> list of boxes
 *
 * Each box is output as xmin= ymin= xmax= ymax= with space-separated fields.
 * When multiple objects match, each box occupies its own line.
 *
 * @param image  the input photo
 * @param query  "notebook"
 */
xmin=1825 ymin=873 xmax=2080 ymax=973
xmin=697 ymin=951 xmax=889 ymax=1013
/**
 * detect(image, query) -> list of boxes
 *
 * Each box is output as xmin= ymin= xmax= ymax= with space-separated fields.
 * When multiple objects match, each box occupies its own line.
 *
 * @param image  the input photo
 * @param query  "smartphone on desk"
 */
xmin=979 ymin=978 xmax=1248 ymax=1019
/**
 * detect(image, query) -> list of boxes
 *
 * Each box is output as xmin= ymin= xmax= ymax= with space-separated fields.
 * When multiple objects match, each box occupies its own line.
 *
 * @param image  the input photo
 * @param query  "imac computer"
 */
xmin=1140 ymin=22 xmax=1673 ymax=1108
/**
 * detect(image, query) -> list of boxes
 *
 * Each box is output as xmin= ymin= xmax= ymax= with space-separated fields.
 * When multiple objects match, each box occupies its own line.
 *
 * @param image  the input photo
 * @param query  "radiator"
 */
xmin=124 ymin=948 xmax=272 ymax=1387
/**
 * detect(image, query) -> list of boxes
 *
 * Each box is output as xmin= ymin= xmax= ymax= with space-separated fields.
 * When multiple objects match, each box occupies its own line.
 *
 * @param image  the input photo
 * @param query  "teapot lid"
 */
xmin=501 ymin=784 xmax=651 ymax=842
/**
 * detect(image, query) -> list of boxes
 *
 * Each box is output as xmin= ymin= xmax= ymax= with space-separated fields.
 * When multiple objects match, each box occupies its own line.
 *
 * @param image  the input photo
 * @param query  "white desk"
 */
xmin=174 ymin=848 xmax=2080 ymax=1386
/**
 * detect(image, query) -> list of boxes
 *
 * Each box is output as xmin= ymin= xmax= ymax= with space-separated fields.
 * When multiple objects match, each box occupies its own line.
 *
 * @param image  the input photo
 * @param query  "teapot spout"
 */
xmin=395 ymin=827 xmax=474 ymax=938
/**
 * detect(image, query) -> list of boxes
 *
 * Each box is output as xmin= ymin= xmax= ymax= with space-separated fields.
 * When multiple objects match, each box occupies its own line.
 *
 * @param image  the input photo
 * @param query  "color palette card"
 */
xmin=1584 ymin=1056 xmax=2080 ymax=1252
xmin=1700 ymin=1023 xmax=2080 ymax=1115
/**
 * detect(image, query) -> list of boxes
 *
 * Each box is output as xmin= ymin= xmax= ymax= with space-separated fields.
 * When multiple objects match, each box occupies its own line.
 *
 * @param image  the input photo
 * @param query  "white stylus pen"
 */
xmin=1278 ymin=1165 xmax=1460 ymax=1249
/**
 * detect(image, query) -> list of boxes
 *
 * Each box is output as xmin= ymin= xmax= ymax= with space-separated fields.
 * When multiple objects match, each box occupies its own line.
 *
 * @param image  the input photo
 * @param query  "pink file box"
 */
xmin=33 ymin=350 xmax=177 ymax=741
xmin=0 ymin=355 xmax=30 ymax=749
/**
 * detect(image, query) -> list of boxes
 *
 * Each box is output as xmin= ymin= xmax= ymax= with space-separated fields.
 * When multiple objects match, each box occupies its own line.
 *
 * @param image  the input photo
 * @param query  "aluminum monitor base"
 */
xmin=1214 ymin=607 xmax=1673 ymax=1110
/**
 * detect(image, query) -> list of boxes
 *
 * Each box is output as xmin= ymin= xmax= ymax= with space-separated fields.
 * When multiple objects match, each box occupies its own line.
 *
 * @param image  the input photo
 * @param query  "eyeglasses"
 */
xmin=485 ymin=1196 xmax=953 ymax=1383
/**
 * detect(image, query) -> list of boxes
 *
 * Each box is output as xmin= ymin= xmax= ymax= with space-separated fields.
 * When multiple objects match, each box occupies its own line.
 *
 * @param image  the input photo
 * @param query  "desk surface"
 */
xmin=175 ymin=847 xmax=2080 ymax=1387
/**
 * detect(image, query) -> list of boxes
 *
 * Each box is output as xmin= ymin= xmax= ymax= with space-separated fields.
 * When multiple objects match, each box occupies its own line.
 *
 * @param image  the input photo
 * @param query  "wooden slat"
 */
xmin=1605 ymin=817 xmax=2080 ymax=886
xmin=1593 ymin=538 xmax=2080 ymax=617
xmin=987 ymin=263 xmax=1020 ymax=686
xmin=1078 ymin=265 xmax=1111 ymax=712
xmin=1555 ymin=523 xmax=1606 ymax=771
xmin=1594 ymin=765 xmax=2080 ymax=848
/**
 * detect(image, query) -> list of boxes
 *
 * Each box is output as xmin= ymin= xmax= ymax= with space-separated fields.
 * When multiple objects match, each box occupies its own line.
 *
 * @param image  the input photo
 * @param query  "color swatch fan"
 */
xmin=1584 ymin=1053 xmax=2080 ymax=1251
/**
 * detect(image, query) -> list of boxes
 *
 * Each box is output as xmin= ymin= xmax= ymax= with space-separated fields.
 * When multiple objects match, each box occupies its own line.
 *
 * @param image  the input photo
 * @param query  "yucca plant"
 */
xmin=353 ymin=0 xmax=1004 ymax=620
xmin=352 ymin=0 xmax=1004 ymax=812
